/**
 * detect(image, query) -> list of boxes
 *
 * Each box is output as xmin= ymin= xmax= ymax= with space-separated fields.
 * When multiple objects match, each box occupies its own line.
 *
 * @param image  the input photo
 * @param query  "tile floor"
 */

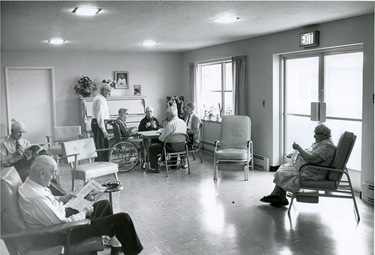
xmin=1 ymin=151 xmax=374 ymax=255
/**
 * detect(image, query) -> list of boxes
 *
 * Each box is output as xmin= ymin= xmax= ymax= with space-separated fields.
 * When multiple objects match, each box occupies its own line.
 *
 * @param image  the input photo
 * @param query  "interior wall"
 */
xmin=182 ymin=14 xmax=374 ymax=186
xmin=1 ymin=51 xmax=184 ymax=135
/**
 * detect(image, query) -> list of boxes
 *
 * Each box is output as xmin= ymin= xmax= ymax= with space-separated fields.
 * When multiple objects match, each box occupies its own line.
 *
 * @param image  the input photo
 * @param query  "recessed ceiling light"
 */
xmin=48 ymin=38 xmax=65 ymax=45
xmin=213 ymin=16 xmax=240 ymax=24
xmin=73 ymin=7 xmax=101 ymax=16
xmin=141 ymin=40 xmax=158 ymax=47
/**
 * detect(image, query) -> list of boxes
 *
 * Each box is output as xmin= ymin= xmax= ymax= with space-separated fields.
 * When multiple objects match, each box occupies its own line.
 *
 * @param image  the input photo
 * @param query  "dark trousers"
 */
xmin=149 ymin=141 xmax=185 ymax=169
xmin=91 ymin=119 xmax=109 ymax=161
xmin=71 ymin=200 xmax=143 ymax=255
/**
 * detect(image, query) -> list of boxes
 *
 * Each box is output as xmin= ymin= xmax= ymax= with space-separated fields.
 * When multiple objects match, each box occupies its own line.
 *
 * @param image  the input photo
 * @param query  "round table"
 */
xmin=103 ymin=184 xmax=124 ymax=206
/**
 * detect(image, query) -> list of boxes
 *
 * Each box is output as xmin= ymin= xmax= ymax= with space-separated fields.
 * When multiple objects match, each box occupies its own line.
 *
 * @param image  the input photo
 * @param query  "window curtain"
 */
xmin=232 ymin=55 xmax=248 ymax=115
xmin=189 ymin=63 xmax=198 ymax=104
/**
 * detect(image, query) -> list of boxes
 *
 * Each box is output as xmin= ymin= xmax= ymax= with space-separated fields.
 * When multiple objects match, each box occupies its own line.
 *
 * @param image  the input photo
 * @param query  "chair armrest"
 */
xmin=62 ymin=153 xmax=80 ymax=158
xmin=2 ymin=219 xmax=91 ymax=240
xmin=298 ymin=164 xmax=345 ymax=174
xmin=96 ymin=147 xmax=115 ymax=152
xmin=46 ymin=136 xmax=53 ymax=147
xmin=214 ymin=140 xmax=220 ymax=148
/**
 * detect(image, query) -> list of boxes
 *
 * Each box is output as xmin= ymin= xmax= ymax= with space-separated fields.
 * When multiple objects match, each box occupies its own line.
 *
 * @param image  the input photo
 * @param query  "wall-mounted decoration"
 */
xmin=134 ymin=85 xmax=141 ymax=95
xmin=114 ymin=71 xmax=129 ymax=89
xmin=166 ymin=96 xmax=185 ymax=119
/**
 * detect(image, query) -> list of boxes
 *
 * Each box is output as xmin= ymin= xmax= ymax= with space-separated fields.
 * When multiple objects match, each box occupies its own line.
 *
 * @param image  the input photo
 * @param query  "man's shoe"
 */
xmin=111 ymin=246 xmax=124 ymax=255
xmin=181 ymin=163 xmax=188 ymax=169
xmin=146 ymin=168 xmax=160 ymax=173
xmin=260 ymin=195 xmax=281 ymax=203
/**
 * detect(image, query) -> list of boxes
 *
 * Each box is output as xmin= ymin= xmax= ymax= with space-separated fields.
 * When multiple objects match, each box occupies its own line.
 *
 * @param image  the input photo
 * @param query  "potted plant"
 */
xmin=74 ymin=76 xmax=97 ymax=97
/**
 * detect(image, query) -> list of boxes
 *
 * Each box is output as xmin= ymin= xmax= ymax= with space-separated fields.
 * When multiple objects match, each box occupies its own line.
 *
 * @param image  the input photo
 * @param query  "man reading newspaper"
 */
xmin=18 ymin=155 xmax=143 ymax=255
xmin=65 ymin=179 xmax=107 ymax=212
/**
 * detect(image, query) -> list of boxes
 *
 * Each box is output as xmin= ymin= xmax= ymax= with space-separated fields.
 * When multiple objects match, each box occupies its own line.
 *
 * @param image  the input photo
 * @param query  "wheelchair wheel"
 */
xmin=109 ymin=141 xmax=139 ymax=172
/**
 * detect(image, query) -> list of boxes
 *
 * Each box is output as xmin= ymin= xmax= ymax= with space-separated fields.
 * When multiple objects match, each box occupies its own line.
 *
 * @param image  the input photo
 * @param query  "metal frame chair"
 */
xmin=188 ymin=123 xmax=203 ymax=163
xmin=288 ymin=131 xmax=360 ymax=221
xmin=160 ymin=133 xmax=190 ymax=177
xmin=214 ymin=115 xmax=253 ymax=181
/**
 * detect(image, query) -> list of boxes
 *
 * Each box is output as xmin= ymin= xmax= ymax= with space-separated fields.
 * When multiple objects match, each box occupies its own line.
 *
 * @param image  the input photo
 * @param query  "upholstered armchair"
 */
xmin=1 ymin=167 xmax=104 ymax=254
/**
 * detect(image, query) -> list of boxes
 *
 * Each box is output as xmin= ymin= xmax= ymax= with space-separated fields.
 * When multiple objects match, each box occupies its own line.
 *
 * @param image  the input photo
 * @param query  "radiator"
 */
xmin=360 ymin=182 xmax=374 ymax=204
xmin=253 ymin=154 xmax=270 ymax=171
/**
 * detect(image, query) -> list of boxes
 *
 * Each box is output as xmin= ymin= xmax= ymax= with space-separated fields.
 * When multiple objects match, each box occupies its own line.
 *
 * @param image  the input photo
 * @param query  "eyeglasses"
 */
xmin=18 ymin=130 xmax=26 ymax=134
xmin=104 ymin=89 xmax=111 ymax=93
xmin=314 ymin=132 xmax=324 ymax=136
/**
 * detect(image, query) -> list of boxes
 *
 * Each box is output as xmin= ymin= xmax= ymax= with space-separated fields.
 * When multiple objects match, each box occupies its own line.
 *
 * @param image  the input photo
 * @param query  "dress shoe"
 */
xmin=260 ymin=195 xmax=281 ymax=203
xmin=111 ymin=246 xmax=124 ymax=255
xmin=270 ymin=198 xmax=289 ymax=207
xmin=181 ymin=163 xmax=188 ymax=169
xmin=146 ymin=168 xmax=160 ymax=173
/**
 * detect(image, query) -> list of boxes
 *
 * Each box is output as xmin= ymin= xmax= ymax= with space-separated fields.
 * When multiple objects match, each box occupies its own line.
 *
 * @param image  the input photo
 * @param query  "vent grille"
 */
xmin=253 ymin=154 xmax=270 ymax=171
xmin=360 ymin=182 xmax=374 ymax=204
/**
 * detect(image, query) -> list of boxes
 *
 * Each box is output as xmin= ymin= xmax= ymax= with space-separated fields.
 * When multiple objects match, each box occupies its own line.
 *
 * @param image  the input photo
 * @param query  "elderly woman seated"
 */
xmin=261 ymin=124 xmax=336 ymax=206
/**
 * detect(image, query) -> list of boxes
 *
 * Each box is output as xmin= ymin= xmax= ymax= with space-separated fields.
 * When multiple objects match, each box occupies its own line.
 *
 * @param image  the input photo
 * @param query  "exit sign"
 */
xmin=300 ymin=31 xmax=320 ymax=47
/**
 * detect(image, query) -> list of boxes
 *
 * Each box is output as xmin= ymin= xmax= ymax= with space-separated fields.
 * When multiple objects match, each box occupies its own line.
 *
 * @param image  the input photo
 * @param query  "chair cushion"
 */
xmin=220 ymin=115 xmax=251 ymax=150
xmin=48 ymin=146 xmax=62 ymax=156
xmin=300 ymin=180 xmax=337 ymax=190
xmin=215 ymin=149 xmax=249 ymax=160
xmin=74 ymin=162 xmax=118 ymax=180
xmin=1 ymin=167 xmax=34 ymax=253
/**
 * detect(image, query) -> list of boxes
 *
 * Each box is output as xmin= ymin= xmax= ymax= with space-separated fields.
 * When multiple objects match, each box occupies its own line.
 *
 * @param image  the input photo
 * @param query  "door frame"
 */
xmin=4 ymin=66 xmax=56 ymax=136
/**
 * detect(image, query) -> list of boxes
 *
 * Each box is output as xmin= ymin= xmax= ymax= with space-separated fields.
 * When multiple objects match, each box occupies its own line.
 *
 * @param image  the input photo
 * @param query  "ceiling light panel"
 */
xmin=48 ymin=38 xmax=65 ymax=45
xmin=73 ymin=7 xmax=101 ymax=16
xmin=213 ymin=16 xmax=240 ymax=24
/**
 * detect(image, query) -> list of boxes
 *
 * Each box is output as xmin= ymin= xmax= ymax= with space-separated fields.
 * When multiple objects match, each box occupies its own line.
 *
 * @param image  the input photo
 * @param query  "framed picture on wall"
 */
xmin=134 ymin=85 xmax=141 ymax=95
xmin=114 ymin=71 xmax=129 ymax=89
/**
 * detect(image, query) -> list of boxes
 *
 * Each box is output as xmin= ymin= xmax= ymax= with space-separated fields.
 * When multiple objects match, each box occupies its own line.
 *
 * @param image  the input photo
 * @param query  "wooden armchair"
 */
xmin=46 ymin=126 xmax=82 ymax=157
xmin=61 ymin=138 xmax=119 ymax=190
xmin=1 ymin=167 xmax=104 ymax=255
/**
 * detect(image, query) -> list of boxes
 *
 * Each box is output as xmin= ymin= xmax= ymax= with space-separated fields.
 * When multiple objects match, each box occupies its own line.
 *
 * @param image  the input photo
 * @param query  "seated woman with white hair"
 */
xmin=260 ymin=124 xmax=336 ymax=207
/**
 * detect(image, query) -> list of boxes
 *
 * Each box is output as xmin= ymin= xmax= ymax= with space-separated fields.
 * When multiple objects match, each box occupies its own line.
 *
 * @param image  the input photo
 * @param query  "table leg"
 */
xmin=108 ymin=191 xmax=113 ymax=206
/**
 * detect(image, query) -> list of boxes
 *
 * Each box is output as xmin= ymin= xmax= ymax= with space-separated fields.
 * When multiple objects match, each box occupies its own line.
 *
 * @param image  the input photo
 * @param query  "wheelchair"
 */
xmin=108 ymin=121 xmax=144 ymax=172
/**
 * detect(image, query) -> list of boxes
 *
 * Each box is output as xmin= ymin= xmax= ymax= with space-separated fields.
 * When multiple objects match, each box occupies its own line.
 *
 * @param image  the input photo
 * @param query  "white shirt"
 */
xmin=0 ymin=136 xmax=31 ymax=166
xmin=18 ymin=178 xmax=86 ymax=228
xmin=159 ymin=116 xmax=187 ymax=142
xmin=92 ymin=93 xmax=110 ymax=133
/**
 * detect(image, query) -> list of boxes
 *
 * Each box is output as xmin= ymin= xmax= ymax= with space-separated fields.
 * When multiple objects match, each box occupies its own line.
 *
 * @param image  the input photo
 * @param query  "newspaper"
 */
xmin=65 ymin=180 xmax=107 ymax=211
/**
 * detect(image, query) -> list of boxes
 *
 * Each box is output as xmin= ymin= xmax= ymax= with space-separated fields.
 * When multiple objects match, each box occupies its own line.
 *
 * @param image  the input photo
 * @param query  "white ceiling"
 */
xmin=1 ymin=1 xmax=374 ymax=52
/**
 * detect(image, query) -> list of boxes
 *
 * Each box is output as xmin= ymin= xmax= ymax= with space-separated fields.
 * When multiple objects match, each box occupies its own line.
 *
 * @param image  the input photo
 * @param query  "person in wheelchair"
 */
xmin=115 ymin=108 xmax=137 ymax=138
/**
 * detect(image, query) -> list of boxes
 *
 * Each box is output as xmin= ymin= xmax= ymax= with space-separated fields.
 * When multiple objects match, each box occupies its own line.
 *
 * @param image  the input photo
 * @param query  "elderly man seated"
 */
xmin=115 ymin=108 xmax=137 ymax=138
xmin=138 ymin=106 xmax=161 ymax=132
xmin=147 ymin=107 xmax=186 ymax=173
xmin=0 ymin=119 xmax=31 ymax=167
xmin=18 ymin=155 xmax=143 ymax=255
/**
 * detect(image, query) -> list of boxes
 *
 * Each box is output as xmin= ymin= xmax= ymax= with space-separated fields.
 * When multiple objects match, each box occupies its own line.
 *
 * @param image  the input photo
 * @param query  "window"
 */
xmin=282 ymin=49 xmax=363 ymax=171
xmin=197 ymin=60 xmax=233 ymax=120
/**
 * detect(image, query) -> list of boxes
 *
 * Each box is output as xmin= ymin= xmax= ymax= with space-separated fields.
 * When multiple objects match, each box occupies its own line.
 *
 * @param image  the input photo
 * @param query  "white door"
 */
xmin=283 ymin=50 xmax=363 ymax=171
xmin=5 ymin=67 xmax=56 ymax=144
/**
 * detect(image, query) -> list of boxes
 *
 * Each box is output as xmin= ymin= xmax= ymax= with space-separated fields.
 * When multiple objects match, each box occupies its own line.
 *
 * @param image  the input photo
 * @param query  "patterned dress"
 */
xmin=273 ymin=139 xmax=336 ymax=193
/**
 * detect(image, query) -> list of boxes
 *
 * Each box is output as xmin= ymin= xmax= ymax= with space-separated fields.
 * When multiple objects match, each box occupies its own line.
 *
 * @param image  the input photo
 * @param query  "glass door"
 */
xmin=283 ymin=51 xmax=363 ymax=171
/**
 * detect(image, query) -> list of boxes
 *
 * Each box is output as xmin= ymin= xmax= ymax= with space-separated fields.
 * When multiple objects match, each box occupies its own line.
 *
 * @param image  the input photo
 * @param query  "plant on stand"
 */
xmin=102 ymin=79 xmax=116 ymax=89
xmin=74 ymin=76 xmax=97 ymax=97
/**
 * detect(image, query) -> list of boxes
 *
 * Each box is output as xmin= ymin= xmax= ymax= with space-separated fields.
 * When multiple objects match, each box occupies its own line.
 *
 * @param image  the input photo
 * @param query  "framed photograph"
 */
xmin=114 ymin=71 xmax=129 ymax=89
xmin=134 ymin=85 xmax=141 ymax=95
